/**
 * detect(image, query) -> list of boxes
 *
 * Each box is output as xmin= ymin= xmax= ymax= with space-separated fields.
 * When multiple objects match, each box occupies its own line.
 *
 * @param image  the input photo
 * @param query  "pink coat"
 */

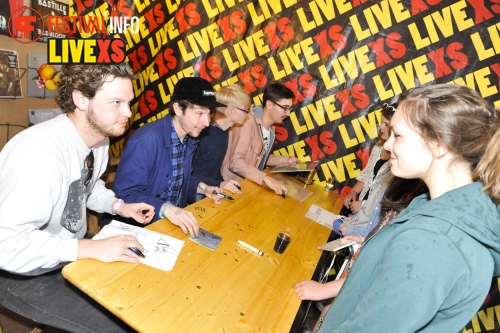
xmin=220 ymin=108 xmax=290 ymax=184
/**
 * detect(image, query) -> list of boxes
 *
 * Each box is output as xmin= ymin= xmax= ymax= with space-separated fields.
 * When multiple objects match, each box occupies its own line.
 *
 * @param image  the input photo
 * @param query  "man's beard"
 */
xmin=87 ymin=106 xmax=125 ymax=139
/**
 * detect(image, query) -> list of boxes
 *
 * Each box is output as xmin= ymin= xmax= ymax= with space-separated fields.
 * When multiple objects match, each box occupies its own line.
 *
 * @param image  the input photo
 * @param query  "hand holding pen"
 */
xmin=212 ymin=190 xmax=234 ymax=201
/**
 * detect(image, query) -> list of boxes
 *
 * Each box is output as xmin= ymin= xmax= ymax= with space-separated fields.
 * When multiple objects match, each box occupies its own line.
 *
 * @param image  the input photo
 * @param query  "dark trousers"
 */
xmin=0 ymin=268 xmax=135 ymax=333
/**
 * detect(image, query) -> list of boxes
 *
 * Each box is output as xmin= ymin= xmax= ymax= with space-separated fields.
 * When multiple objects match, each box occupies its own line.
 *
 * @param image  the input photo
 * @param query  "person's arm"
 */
xmin=0 ymin=147 xmax=76 ymax=274
xmin=295 ymin=278 xmax=346 ymax=301
xmin=267 ymin=154 xmax=301 ymax=167
xmin=344 ymin=181 xmax=364 ymax=208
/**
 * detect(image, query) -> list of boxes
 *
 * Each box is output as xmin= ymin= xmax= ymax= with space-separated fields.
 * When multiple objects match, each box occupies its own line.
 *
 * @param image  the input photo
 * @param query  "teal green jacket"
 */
xmin=317 ymin=182 xmax=500 ymax=333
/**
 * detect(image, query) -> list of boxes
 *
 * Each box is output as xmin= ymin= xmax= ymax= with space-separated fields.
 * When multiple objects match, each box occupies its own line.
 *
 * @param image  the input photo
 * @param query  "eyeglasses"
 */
xmin=84 ymin=150 xmax=94 ymax=186
xmin=271 ymin=100 xmax=293 ymax=113
xmin=383 ymin=103 xmax=397 ymax=113
xmin=233 ymin=106 xmax=250 ymax=114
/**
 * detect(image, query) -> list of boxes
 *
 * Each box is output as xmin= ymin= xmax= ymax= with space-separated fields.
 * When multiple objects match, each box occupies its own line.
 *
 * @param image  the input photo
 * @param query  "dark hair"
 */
xmin=262 ymin=82 xmax=295 ymax=106
xmin=381 ymin=177 xmax=428 ymax=216
xmin=398 ymin=84 xmax=500 ymax=203
xmin=56 ymin=63 xmax=135 ymax=113
xmin=169 ymin=100 xmax=216 ymax=116
xmin=376 ymin=101 xmax=398 ymax=146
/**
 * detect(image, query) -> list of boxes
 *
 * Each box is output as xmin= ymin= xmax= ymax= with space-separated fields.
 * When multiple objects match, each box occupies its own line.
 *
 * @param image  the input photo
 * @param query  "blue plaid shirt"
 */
xmin=164 ymin=121 xmax=189 ymax=206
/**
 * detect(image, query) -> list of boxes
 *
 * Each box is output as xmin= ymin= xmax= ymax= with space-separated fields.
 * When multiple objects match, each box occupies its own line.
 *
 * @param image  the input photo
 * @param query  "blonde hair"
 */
xmin=215 ymin=85 xmax=251 ymax=115
xmin=398 ymin=84 xmax=500 ymax=203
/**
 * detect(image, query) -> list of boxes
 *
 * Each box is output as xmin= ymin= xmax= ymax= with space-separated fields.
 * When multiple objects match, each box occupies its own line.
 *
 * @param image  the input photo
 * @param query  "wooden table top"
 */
xmin=63 ymin=174 xmax=343 ymax=332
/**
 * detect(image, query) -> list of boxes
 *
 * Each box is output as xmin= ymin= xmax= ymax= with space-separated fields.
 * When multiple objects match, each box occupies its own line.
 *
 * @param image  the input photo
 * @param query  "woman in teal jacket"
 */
xmin=317 ymin=84 xmax=500 ymax=332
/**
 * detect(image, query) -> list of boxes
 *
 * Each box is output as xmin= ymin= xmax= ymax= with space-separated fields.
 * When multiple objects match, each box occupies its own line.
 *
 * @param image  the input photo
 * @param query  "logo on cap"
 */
xmin=202 ymin=90 xmax=215 ymax=97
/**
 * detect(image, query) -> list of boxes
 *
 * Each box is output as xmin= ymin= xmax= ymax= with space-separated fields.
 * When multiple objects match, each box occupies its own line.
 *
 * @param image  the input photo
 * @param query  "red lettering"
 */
xmin=446 ymin=42 xmax=468 ymax=70
xmin=144 ymin=3 xmax=164 ymax=31
xmin=314 ymin=30 xmax=334 ymax=59
xmin=194 ymin=56 xmax=222 ymax=81
xmin=251 ymin=65 xmax=267 ymax=88
xmin=163 ymin=48 xmax=177 ymax=69
xmin=217 ymin=16 xmax=236 ymax=42
xmin=386 ymin=32 xmax=406 ymax=59
xmin=237 ymin=69 xmax=256 ymax=92
xmin=14 ymin=16 xmax=36 ymax=38
xmin=73 ymin=0 xmax=94 ymax=15
xmin=97 ymin=39 xmax=111 ymax=63
xmin=411 ymin=0 xmax=430 ymax=16
xmin=127 ymin=45 xmax=148 ymax=72
xmin=277 ymin=17 xmax=294 ymax=42
xmin=336 ymin=84 xmax=369 ymax=116
xmin=116 ymin=0 xmax=133 ymax=17
xmin=369 ymin=37 xmax=392 ymax=68
xmin=275 ymin=125 xmax=288 ymax=141
xmin=300 ymin=74 xmax=316 ymax=98
xmin=231 ymin=11 xmax=246 ymax=35
xmin=284 ymin=78 xmax=302 ymax=102
xmin=185 ymin=3 xmax=201 ymax=26
xmin=175 ymin=8 xmax=190 ymax=33
xmin=352 ymin=84 xmax=369 ymax=109
xmin=320 ymin=131 xmax=337 ymax=155
xmin=305 ymin=135 xmax=325 ymax=161
xmin=263 ymin=22 xmax=283 ymax=50
xmin=428 ymin=43 xmax=467 ymax=79
xmin=145 ymin=90 xmax=157 ymax=112
xmin=355 ymin=147 xmax=370 ymax=169
xmin=110 ymin=39 xmax=126 ymax=63
xmin=314 ymin=25 xmax=346 ymax=59
xmin=154 ymin=49 xmax=176 ymax=78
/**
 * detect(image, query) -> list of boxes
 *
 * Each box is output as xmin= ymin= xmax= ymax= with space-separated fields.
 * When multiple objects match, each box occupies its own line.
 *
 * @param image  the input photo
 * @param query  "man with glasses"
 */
xmin=221 ymin=81 xmax=301 ymax=196
xmin=0 ymin=63 xmax=154 ymax=332
xmin=113 ymin=77 xmax=226 ymax=237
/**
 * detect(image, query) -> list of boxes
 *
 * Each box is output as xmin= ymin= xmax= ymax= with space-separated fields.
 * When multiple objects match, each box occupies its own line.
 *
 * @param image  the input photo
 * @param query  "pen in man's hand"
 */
xmin=234 ymin=184 xmax=241 ymax=190
xmin=212 ymin=190 xmax=234 ymax=201
xmin=281 ymin=190 xmax=286 ymax=199
xmin=128 ymin=247 xmax=145 ymax=258
xmin=141 ymin=209 xmax=149 ymax=214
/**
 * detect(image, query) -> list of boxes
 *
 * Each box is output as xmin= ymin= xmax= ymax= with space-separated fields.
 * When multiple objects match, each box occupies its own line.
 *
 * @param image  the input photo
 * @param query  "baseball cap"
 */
xmin=171 ymin=77 xmax=226 ymax=108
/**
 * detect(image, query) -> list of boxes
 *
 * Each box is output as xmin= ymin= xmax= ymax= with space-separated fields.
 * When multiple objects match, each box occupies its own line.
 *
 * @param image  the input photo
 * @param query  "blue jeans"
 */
xmin=333 ymin=218 xmax=344 ymax=237
xmin=0 ymin=268 xmax=134 ymax=333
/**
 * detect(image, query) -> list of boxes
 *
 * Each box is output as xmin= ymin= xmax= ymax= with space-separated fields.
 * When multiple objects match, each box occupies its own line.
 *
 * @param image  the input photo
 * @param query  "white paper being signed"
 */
xmin=305 ymin=204 xmax=340 ymax=229
xmin=93 ymin=220 xmax=184 ymax=271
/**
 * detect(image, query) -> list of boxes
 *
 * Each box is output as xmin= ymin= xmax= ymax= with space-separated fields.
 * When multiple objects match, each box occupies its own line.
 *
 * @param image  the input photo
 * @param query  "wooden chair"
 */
xmin=86 ymin=157 xmax=120 ymax=235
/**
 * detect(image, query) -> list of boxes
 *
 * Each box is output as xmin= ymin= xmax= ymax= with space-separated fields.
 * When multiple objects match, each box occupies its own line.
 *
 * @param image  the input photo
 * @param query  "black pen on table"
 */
xmin=212 ymin=190 xmax=234 ymax=201
xmin=128 ymin=247 xmax=145 ymax=258
xmin=281 ymin=190 xmax=286 ymax=199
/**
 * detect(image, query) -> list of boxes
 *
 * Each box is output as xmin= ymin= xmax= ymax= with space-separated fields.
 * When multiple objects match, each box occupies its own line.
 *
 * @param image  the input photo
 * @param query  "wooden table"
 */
xmin=63 ymin=174 xmax=343 ymax=332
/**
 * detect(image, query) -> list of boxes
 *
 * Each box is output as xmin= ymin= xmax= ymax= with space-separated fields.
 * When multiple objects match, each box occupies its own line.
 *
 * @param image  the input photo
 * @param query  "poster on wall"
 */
xmin=0 ymin=49 xmax=22 ymax=99
xmin=27 ymin=53 xmax=61 ymax=98
xmin=31 ymin=0 xmax=69 ymax=42
xmin=0 ymin=0 xmax=24 ymax=37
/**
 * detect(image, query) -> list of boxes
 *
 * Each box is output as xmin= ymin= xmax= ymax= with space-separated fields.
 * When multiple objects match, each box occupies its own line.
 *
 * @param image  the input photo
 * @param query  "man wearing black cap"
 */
xmin=113 ymin=77 xmax=226 ymax=237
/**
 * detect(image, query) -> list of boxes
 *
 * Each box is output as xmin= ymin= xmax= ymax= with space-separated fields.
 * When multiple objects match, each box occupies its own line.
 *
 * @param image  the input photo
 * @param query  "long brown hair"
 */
xmin=397 ymin=84 xmax=500 ymax=203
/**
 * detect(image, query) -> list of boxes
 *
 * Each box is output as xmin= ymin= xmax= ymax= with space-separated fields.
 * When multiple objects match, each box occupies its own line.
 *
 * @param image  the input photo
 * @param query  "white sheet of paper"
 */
xmin=93 ymin=220 xmax=184 ymax=272
xmin=305 ymin=204 xmax=339 ymax=229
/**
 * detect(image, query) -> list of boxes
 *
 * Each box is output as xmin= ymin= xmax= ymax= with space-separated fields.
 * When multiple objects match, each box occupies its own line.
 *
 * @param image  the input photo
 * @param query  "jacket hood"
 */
xmin=393 ymin=182 xmax=500 ymax=275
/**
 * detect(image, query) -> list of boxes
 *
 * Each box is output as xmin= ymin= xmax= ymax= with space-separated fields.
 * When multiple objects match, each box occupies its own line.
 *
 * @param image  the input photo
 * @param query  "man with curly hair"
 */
xmin=0 ymin=63 xmax=153 ymax=332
